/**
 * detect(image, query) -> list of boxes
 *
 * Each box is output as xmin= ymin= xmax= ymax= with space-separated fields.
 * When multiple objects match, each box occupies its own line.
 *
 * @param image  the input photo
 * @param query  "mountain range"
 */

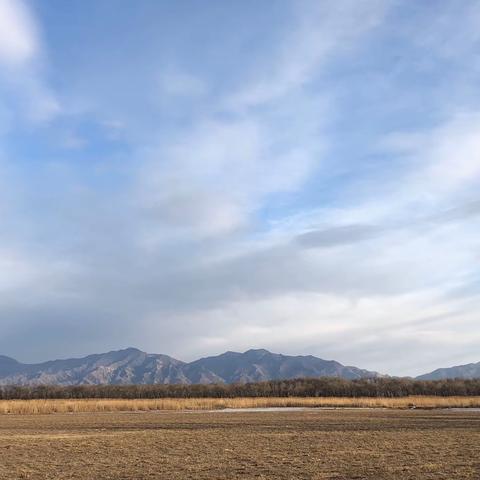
xmin=0 ymin=348 xmax=381 ymax=386
xmin=0 ymin=348 xmax=477 ymax=386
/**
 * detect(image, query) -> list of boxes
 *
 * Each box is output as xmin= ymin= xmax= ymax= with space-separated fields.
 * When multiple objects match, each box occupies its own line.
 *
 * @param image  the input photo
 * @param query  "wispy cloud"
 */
xmin=0 ymin=0 xmax=59 ymax=124
xmin=226 ymin=0 xmax=387 ymax=111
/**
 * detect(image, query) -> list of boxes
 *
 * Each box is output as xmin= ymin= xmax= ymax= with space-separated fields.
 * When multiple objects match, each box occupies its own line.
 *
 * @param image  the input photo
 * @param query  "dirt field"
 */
xmin=0 ymin=409 xmax=479 ymax=479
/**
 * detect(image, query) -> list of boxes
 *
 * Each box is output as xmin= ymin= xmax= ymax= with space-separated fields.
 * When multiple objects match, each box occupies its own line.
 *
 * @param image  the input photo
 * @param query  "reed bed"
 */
xmin=0 ymin=396 xmax=479 ymax=414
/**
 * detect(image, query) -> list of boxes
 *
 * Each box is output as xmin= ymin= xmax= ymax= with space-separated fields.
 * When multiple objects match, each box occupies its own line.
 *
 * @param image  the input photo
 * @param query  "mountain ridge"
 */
xmin=0 ymin=348 xmax=382 ymax=386
xmin=416 ymin=361 xmax=480 ymax=380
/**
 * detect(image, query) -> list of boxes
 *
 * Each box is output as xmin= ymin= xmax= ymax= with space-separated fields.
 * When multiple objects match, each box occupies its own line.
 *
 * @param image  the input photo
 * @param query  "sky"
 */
xmin=0 ymin=0 xmax=479 ymax=376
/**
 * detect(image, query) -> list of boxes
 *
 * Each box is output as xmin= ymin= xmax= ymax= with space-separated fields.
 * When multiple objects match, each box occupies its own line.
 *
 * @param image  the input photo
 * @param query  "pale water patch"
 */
xmin=214 ymin=407 xmax=344 ymax=413
xmin=212 ymin=406 xmax=480 ymax=413
xmin=444 ymin=408 xmax=480 ymax=412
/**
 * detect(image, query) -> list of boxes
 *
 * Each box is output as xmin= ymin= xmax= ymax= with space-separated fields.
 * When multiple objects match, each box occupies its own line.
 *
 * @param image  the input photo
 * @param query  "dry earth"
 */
xmin=0 ymin=409 xmax=479 ymax=479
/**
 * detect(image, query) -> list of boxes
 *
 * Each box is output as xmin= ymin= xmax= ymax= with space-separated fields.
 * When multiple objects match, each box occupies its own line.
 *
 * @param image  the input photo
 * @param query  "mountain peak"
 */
xmin=243 ymin=348 xmax=271 ymax=356
xmin=117 ymin=347 xmax=144 ymax=354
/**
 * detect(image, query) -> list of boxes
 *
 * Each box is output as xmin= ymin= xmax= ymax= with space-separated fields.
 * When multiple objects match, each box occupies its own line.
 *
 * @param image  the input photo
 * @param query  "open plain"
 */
xmin=0 ymin=409 xmax=479 ymax=479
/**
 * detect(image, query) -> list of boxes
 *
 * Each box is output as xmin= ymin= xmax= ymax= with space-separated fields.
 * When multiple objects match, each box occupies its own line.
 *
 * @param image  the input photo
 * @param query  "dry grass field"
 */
xmin=1 ymin=395 xmax=480 ymax=414
xmin=0 ymin=409 xmax=479 ymax=479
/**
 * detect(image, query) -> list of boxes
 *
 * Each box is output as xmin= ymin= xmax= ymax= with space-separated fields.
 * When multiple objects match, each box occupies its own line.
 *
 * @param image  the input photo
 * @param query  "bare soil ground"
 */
xmin=0 ymin=409 xmax=478 ymax=479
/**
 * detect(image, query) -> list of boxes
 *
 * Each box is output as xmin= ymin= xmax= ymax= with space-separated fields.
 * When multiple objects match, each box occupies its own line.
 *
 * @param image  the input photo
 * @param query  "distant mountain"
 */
xmin=416 ymin=361 xmax=480 ymax=380
xmin=0 ymin=355 xmax=21 ymax=377
xmin=184 ymin=349 xmax=379 ymax=383
xmin=0 ymin=348 xmax=187 ymax=386
xmin=0 ymin=348 xmax=382 ymax=386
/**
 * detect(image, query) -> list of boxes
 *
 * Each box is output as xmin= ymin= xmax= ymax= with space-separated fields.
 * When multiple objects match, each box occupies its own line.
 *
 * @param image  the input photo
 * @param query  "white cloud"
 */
xmin=143 ymin=287 xmax=480 ymax=376
xmin=137 ymin=110 xmax=320 ymax=240
xmin=375 ymin=113 xmax=480 ymax=218
xmin=0 ymin=0 xmax=60 ymax=124
xmin=0 ymin=0 xmax=38 ymax=67
xmin=419 ymin=115 xmax=480 ymax=195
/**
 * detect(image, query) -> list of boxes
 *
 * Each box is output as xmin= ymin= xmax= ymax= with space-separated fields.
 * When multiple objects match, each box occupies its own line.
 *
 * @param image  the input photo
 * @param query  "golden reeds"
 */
xmin=0 ymin=396 xmax=479 ymax=414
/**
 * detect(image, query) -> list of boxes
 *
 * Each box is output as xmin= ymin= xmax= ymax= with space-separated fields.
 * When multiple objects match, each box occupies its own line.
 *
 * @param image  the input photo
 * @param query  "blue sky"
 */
xmin=1 ymin=0 xmax=480 ymax=376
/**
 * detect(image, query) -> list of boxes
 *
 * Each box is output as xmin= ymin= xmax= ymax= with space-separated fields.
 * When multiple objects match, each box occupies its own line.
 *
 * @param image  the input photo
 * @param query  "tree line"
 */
xmin=1 ymin=377 xmax=480 ymax=400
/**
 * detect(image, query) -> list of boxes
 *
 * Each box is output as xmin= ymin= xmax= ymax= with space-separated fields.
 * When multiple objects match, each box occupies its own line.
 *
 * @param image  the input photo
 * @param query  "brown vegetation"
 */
xmin=1 ymin=395 xmax=480 ymax=414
